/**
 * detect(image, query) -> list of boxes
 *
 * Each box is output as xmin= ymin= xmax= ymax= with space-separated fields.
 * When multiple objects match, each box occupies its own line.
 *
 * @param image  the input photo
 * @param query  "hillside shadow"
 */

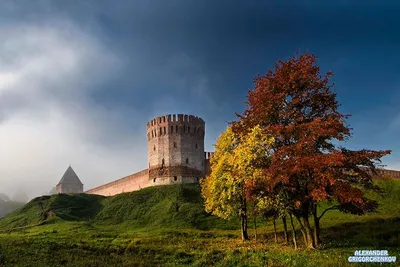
xmin=51 ymin=194 xmax=105 ymax=221
xmin=321 ymin=216 xmax=400 ymax=249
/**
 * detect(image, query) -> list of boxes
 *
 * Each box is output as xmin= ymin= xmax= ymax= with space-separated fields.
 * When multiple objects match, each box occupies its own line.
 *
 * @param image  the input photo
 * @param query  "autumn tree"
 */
xmin=201 ymin=126 xmax=273 ymax=241
xmin=232 ymin=52 xmax=390 ymax=248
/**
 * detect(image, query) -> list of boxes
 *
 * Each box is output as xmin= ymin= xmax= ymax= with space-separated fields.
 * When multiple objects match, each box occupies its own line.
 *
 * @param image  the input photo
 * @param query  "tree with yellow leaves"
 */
xmin=201 ymin=125 xmax=274 ymax=241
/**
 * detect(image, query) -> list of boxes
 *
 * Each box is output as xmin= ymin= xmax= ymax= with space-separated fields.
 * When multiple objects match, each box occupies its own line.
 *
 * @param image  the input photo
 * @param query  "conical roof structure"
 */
xmin=57 ymin=166 xmax=83 ymax=185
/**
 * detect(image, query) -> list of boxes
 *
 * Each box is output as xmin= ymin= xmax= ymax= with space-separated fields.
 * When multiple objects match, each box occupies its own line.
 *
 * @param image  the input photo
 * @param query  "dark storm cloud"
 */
xmin=1 ymin=0 xmax=400 ymax=198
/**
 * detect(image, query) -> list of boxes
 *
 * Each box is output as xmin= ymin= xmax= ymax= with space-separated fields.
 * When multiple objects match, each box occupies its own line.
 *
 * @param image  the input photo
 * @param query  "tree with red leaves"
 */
xmin=232 ymin=52 xmax=391 ymax=248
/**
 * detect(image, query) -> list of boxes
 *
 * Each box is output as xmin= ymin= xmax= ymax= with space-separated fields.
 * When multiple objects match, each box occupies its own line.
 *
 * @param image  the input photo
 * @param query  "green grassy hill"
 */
xmin=0 ymin=184 xmax=236 ymax=231
xmin=0 ymin=179 xmax=398 ymax=267
xmin=93 ymin=183 xmax=236 ymax=230
xmin=0 ymin=194 xmax=105 ymax=229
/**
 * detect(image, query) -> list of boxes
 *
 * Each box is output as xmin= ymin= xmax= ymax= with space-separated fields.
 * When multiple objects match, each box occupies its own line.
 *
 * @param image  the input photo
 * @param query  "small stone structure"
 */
xmin=86 ymin=114 xmax=214 ymax=196
xmin=56 ymin=166 xmax=84 ymax=194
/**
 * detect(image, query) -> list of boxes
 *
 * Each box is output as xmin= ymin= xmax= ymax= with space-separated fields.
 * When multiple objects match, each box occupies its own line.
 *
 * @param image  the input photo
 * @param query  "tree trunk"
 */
xmin=312 ymin=203 xmax=321 ymax=247
xmin=282 ymin=216 xmax=289 ymax=244
xmin=253 ymin=213 xmax=258 ymax=241
xmin=295 ymin=215 xmax=308 ymax=247
xmin=240 ymin=198 xmax=249 ymax=241
xmin=303 ymin=215 xmax=315 ymax=249
xmin=312 ymin=204 xmax=321 ymax=247
xmin=289 ymin=213 xmax=298 ymax=250
xmin=273 ymin=218 xmax=278 ymax=243
xmin=241 ymin=214 xmax=249 ymax=241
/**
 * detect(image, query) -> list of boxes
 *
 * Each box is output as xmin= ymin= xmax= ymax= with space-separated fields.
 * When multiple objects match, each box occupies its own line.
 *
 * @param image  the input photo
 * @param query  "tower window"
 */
xmin=154 ymin=145 xmax=156 ymax=151
xmin=171 ymin=126 xmax=173 ymax=133
xmin=195 ymin=144 xmax=198 ymax=149
xmin=164 ymin=127 xmax=166 ymax=135
xmin=174 ymin=142 xmax=177 ymax=148
xmin=176 ymin=125 xmax=178 ymax=132
xmin=159 ymin=127 xmax=162 ymax=135
xmin=186 ymin=158 xmax=189 ymax=164
xmin=174 ymin=176 xmax=177 ymax=181
xmin=153 ymin=178 xmax=156 ymax=183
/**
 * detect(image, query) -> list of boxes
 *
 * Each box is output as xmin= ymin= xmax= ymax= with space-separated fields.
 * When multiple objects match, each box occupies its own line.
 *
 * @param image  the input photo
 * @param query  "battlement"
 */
xmin=146 ymin=114 xmax=205 ymax=140
xmin=146 ymin=114 xmax=205 ymax=129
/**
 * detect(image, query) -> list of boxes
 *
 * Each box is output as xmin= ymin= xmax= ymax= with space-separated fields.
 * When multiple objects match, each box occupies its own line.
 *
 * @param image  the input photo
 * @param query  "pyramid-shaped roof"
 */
xmin=57 ymin=166 xmax=83 ymax=185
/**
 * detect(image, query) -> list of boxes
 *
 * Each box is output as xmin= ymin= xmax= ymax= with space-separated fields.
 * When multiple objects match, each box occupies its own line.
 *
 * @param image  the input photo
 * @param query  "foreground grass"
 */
xmin=0 ymin=222 xmax=398 ymax=267
xmin=0 ymin=179 xmax=399 ymax=266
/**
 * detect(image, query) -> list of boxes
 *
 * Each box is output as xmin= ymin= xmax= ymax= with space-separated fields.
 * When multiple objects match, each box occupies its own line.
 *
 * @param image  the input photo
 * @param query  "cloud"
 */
xmin=0 ymin=15 xmax=226 ymax=200
xmin=0 ymin=19 xmax=149 ymax=199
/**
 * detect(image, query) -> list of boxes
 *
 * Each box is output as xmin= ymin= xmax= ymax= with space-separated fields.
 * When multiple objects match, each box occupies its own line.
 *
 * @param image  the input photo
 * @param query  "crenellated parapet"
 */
xmin=146 ymin=114 xmax=205 ymax=128
xmin=146 ymin=114 xmax=205 ymax=141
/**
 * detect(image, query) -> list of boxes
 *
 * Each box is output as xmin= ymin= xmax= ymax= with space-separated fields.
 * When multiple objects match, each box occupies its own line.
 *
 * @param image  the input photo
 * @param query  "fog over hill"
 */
xmin=0 ymin=192 xmax=25 ymax=218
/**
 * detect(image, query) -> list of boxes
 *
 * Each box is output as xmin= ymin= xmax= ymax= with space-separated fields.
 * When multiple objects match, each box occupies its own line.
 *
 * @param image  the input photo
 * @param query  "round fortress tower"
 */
xmin=146 ymin=114 xmax=205 ymax=186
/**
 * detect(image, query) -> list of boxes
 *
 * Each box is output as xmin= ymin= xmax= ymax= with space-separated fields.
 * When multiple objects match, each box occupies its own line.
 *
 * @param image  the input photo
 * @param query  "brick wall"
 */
xmin=146 ymin=114 xmax=205 ymax=185
xmin=85 ymin=169 xmax=149 ymax=196
xmin=375 ymin=168 xmax=400 ymax=179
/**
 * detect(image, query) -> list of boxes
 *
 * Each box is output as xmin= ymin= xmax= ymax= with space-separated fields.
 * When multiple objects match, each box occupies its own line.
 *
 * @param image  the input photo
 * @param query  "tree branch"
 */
xmin=318 ymin=205 xmax=339 ymax=220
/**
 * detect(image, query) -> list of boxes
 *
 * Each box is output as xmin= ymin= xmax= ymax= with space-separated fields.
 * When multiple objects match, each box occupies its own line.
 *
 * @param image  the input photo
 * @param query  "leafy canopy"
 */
xmin=201 ymin=126 xmax=274 ymax=220
xmin=233 ymin=52 xmax=391 ymax=213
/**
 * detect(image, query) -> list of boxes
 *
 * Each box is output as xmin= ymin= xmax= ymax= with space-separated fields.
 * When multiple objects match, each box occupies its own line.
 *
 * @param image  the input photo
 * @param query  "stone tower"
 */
xmin=56 ymin=166 xmax=84 ymax=194
xmin=146 ymin=114 xmax=205 ymax=186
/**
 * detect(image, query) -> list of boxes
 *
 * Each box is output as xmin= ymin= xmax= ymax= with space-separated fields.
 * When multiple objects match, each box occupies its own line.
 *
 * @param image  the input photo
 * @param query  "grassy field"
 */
xmin=0 ymin=179 xmax=399 ymax=266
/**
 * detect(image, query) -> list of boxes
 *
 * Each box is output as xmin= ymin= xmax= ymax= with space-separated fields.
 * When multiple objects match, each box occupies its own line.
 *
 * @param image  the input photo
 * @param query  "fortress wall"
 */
xmin=359 ymin=167 xmax=400 ymax=179
xmin=376 ymin=168 xmax=400 ymax=179
xmin=86 ymin=169 xmax=149 ymax=196
xmin=147 ymin=114 xmax=205 ymax=168
xmin=147 ymin=114 xmax=206 ymax=185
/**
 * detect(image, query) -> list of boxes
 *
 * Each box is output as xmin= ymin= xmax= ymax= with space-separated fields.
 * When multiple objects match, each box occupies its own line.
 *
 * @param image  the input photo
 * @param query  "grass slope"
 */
xmin=0 ymin=184 xmax=236 ymax=231
xmin=0 ymin=194 xmax=105 ymax=229
xmin=0 ymin=179 xmax=398 ymax=266
xmin=94 ymin=183 xmax=237 ymax=229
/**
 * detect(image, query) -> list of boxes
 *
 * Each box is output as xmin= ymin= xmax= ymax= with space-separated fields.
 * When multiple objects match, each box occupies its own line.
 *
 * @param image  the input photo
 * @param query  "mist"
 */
xmin=1 ymin=0 xmax=400 ymax=200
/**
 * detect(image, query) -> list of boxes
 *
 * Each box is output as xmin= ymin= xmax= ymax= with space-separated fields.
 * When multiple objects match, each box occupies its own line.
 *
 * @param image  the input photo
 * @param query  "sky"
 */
xmin=1 ymin=0 xmax=400 ymax=200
